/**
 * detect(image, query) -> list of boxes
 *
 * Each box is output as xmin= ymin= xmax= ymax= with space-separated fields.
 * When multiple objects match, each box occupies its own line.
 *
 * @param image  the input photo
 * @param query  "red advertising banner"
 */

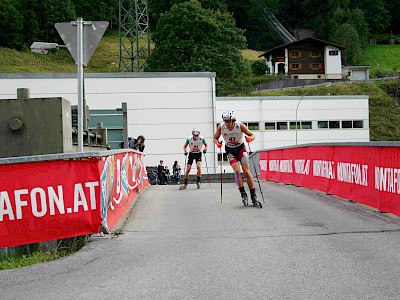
xmin=98 ymin=152 xmax=149 ymax=232
xmin=0 ymin=159 xmax=102 ymax=248
xmin=258 ymin=146 xmax=400 ymax=216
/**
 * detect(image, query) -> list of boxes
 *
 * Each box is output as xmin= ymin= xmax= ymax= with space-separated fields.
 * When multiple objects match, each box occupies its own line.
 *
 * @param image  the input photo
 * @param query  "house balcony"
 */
xmin=273 ymin=56 xmax=286 ymax=63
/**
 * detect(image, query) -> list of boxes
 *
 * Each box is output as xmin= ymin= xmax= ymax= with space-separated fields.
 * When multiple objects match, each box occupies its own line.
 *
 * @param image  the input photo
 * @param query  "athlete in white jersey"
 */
xmin=213 ymin=109 xmax=260 ymax=206
xmin=180 ymin=128 xmax=208 ymax=189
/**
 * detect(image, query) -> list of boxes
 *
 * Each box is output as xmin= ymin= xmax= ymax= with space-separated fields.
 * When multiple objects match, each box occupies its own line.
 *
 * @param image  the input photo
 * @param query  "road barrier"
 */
xmin=0 ymin=150 xmax=149 ymax=248
xmin=256 ymin=142 xmax=400 ymax=216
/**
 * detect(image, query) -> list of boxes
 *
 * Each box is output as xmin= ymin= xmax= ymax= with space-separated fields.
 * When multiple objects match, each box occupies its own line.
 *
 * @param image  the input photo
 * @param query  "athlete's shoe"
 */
xmin=179 ymin=183 xmax=187 ymax=190
xmin=251 ymin=193 xmax=259 ymax=206
xmin=197 ymin=181 xmax=201 ymax=189
xmin=241 ymin=191 xmax=248 ymax=206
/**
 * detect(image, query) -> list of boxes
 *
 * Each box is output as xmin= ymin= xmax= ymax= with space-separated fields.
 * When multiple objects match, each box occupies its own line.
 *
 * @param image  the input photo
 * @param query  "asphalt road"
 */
xmin=1 ymin=181 xmax=400 ymax=299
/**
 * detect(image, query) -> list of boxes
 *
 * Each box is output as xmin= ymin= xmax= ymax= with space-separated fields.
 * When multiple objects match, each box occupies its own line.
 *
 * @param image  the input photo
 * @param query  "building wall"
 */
xmin=0 ymin=74 xmax=369 ymax=174
xmin=324 ymin=46 xmax=342 ymax=75
xmin=0 ymin=73 xmax=218 ymax=174
xmin=216 ymin=95 xmax=370 ymax=155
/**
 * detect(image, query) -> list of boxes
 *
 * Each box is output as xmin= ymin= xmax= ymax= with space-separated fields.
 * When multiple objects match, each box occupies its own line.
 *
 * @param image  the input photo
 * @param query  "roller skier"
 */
xmin=179 ymin=128 xmax=208 ymax=190
xmin=213 ymin=109 xmax=262 ymax=208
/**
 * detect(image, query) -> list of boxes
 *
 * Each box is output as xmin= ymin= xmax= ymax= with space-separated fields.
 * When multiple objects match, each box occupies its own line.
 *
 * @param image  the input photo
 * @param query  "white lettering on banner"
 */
xmin=0 ymin=181 xmax=99 ymax=222
xmin=269 ymin=160 xmax=279 ymax=171
xmin=0 ymin=191 xmax=14 ymax=221
xmin=259 ymin=160 xmax=267 ymax=171
xmin=313 ymin=160 xmax=335 ymax=179
xmin=337 ymin=162 xmax=368 ymax=186
xmin=279 ymin=160 xmax=293 ymax=173
xmin=48 ymin=186 xmax=65 ymax=215
xmin=86 ymin=182 xmax=98 ymax=209
xmin=375 ymin=167 xmax=400 ymax=194
xmin=15 ymin=189 xmax=28 ymax=220
xmin=31 ymin=188 xmax=47 ymax=217
xmin=295 ymin=159 xmax=310 ymax=175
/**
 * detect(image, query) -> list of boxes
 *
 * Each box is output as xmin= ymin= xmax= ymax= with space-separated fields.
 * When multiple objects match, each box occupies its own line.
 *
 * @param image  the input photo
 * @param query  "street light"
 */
xmin=295 ymin=82 xmax=332 ymax=145
xmin=30 ymin=42 xmax=67 ymax=54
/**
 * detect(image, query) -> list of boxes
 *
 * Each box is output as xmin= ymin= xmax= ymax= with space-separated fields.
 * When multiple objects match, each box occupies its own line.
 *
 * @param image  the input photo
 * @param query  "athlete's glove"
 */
xmin=184 ymin=152 xmax=188 ymax=156
xmin=216 ymin=142 xmax=223 ymax=149
xmin=203 ymin=149 xmax=207 ymax=153
xmin=245 ymin=136 xmax=253 ymax=143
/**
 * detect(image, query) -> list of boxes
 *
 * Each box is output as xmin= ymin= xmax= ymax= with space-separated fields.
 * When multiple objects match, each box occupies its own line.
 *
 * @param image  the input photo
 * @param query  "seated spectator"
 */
xmin=129 ymin=135 xmax=145 ymax=152
xmin=165 ymin=166 xmax=171 ymax=182
xmin=157 ymin=160 xmax=167 ymax=185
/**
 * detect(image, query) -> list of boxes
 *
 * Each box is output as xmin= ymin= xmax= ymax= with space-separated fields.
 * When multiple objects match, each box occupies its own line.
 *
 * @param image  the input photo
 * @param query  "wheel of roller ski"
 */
xmin=253 ymin=201 xmax=262 ymax=208
xmin=242 ymin=198 xmax=248 ymax=207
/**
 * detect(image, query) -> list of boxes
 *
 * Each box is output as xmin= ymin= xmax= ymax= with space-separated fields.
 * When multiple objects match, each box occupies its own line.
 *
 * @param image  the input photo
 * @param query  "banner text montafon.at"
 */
xmin=0 ymin=151 xmax=148 ymax=248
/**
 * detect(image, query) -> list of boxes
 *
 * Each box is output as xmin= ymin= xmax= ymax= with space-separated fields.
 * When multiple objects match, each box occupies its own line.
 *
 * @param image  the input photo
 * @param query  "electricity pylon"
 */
xmin=118 ymin=0 xmax=150 ymax=72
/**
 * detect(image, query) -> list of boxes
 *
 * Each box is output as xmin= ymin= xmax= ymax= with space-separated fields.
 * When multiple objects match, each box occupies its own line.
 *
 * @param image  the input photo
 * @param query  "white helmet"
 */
xmin=222 ymin=109 xmax=236 ymax=121
xmin=192 ymin=128 xmax=200 ymax=135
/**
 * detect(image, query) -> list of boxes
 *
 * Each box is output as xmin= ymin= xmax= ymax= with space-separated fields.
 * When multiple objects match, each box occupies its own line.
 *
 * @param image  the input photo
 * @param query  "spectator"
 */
xmin=173 ymin=161 xmax=181 ymax=183
xmin=165 ymin=166 xmax=171 ymax=182
xmin=157 ymin=160 xmax=167 ymax=185
xmin=119 ymin=137 xmax=132 ymax=149
xmin=128 ymin=135 xmax=145 ymax=152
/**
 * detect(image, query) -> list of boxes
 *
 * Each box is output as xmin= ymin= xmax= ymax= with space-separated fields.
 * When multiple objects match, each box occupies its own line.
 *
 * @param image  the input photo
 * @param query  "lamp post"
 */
xmin=295 ymin=82 xmax=332 ymax=145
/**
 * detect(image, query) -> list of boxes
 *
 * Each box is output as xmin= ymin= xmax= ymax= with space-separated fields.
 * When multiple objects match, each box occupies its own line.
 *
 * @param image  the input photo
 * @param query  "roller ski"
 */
xmin=196 ymin=177 xmax=201 ymax=189
xmin=251 ymin=193 xmax=262 ymax=208
xmin=241 ymin=191 xmax=249 ymax=207
xmin=179 ymin=182 xmax=187 ymax=190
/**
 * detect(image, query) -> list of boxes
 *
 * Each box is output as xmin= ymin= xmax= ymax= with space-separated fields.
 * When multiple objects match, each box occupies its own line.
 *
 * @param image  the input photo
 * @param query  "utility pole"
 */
xmin=119 ymin=0 xmax=151 ymax=72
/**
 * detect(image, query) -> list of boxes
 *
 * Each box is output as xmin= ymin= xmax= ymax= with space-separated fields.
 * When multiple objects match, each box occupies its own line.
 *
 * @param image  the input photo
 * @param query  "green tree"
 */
xmin=350 ymin=0 xmax=390 ymax=33
xmin=227 ymin=0 xmax=280 ymax=50
xmin=0 ymin=0 xmax=24 ymax=49
xmin=332 ymin=23 xmax=361 ymax=64
xmin=385 ymin=0 xmax=400 ymax=34
xmin=146 ymin=0 xmax=248 ymax=82
xmin=72 ymin=0 xmax=118 ymax=29
xmin=148 ymin=0 xmax=228 ymax=25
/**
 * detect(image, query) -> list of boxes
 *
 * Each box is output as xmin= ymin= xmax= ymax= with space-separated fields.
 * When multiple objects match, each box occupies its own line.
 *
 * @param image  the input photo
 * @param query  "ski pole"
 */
xmin=247 ymin=141 xmax=265 ymax=203
xmin=203 ymin=151 xmax=210 ymax=186
xmin=219 ymin=141 xmax=223 ymax=203
xmin=183 ymin=153 xmax=187 ymax=183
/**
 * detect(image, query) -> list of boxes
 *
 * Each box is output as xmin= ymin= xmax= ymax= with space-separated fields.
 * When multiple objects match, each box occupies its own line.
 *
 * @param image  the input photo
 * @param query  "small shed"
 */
xmin=342 ymin=66 xmax=370 ymax=81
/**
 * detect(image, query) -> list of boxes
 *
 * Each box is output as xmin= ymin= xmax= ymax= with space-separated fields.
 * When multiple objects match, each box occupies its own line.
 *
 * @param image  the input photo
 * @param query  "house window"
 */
xmin=265 ymin=122 xmax=276 ymax=130
xmin=311 ymin=51 xmax=318 ymax=58
xmin=342 ymin=121 xmax=352 ymax=128
xmin=353 ymin=120 xmax=364 ymax=128
xmin=290 ymin=121 xmax=312 ymax=130
xmin=329 ymin=121 xmax=340 ymax=128
xmin=247 ymin=122 xmax=259 ymax=130
xmin=292 ymin=63 xmax=299 ymax=70
xmin=291 ymin=51 xmax=299 ymax=58
xmin=289 ymin=122 xmax=299 ymax=130
xmin=277 ymin=122 xmax=288 ymax=130
xmin=329 ymin=50 xmax=338 ymax=56
xmin=300 ymin=121 xmax=312 ymax=129
xmin=312 ymin=63 xmax=319 ymax=70
xmin=318 ymin=121 xmax=328 ymax=128
xmin=293 ymin=76 xmax=299 ymax=79
xmin=218 ymin=153 xmax=228 ymax=162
